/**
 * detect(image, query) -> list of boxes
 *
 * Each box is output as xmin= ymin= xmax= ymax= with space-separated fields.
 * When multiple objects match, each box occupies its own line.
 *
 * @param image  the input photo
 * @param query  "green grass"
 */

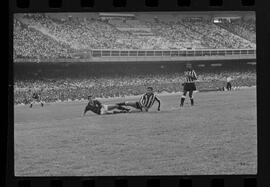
xmin=14 ymin=88 xmax=257 ymax=176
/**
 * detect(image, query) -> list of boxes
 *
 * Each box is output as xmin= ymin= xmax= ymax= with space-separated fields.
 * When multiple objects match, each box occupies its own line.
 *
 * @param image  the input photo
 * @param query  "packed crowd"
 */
xmin=14 ymin=70 xmax=256 ymax=105
xmin=14 ymin=14 xmax=256 ymax=60
xmin=14 ymin=19 xmax=73 ymax=59
xmin=216 ymin=19 xmax=256 ymax=43
xmin=180 ymin=20 xmax=255 ymax=49
xmin=109 ymin=19 xmax=148 ymax=29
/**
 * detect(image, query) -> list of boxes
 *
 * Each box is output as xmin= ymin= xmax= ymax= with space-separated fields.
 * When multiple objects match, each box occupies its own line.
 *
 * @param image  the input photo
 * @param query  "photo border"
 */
xmin=7 ymin=0 xmax=270 ymax=186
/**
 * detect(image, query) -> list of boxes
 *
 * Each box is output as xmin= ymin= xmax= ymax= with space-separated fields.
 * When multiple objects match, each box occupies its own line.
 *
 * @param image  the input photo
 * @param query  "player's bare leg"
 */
xmin=117 ymin=101 xmax=142 ymax=111
xmin=29 ymin=99 xmax=44 ymax=108
xmin=29 ymin=100 xmax=36 ymax=108
xmin=180 ymin=91 xmax=187 ymax=107
xmin=38 ymin=99 xmax=44 ymax=107
xmin=107 ymin=104 xmax=130 ymax=112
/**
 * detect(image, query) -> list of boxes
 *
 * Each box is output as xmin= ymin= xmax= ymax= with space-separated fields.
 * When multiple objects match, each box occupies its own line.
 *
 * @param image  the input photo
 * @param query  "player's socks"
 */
xmin=180 ymin=97 xmax=185 ymax=107
xmin=83 ymin=107 xmax=88 ymax=116
xmin=190 ymin=98 xmax=194 ymax=106
xmin=113 ymin=110 xmax=128 ymax=114
xmin=116 ymin=102 xmax=126 ymax=106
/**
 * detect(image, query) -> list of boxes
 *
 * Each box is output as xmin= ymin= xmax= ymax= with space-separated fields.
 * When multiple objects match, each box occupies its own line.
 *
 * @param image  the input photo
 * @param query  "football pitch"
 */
xmin=14 ymin=88 xmax=257 ymax=176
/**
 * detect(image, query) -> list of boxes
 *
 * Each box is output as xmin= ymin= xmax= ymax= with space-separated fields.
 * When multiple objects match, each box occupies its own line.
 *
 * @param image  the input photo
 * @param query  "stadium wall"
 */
xmin=14 ymin=59 xmax=256 ymax=80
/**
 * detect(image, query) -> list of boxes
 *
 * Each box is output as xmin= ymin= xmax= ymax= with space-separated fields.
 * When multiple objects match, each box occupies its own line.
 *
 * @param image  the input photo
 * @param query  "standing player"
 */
xmin=82 ymin=95 xmax=130 ymax=116
xmin=226 ymin=76 xmax=232 ymax=91
xmin=29 ymin=89 xmax=44 ymax=108
xmin=117 ymin=87 xmax=161 ymax=112
xmin=180 ymin=63 xmax=197 ymax=107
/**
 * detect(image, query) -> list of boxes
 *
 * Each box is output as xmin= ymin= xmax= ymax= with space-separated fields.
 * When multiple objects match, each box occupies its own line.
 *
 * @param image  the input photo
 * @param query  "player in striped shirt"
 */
xmin=180 ymin=63 xmax=197 ymax=107
xmin=117 ymin=87 xmax=161 ymax=112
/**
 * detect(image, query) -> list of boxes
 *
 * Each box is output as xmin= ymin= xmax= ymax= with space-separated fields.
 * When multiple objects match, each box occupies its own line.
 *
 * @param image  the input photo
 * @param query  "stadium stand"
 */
xmin=215 ymin=19 xmax=256 ymax=43
xmin=13 ymin=13 xmax=256 ymax=60
xmin=14 ymin=18 xmax=73 ymax=59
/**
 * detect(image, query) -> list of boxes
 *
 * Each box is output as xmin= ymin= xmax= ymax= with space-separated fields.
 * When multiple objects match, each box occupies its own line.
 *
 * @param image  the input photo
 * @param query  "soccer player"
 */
xmin=226 ymin=76 xmax=232 ymax=91
xmin=180 ymin=63 xmax=197 ymax=107
xmin=117 ymin=87 xmax=161 ymax=112
xmin=29 ymin=89 xmax=44 ymax=108
xmin=82 ymin=95 xmax=130 ymax=116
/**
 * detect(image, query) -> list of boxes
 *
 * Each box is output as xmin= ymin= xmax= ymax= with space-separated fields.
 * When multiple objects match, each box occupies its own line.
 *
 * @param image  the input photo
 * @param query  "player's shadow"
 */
xmin=124 ymin=109 xmax=178 ymax=115
xmin=84 ymin=108 xmax=179 ymax=116
xmin=86 ymin=108 xmax=178 ymax=117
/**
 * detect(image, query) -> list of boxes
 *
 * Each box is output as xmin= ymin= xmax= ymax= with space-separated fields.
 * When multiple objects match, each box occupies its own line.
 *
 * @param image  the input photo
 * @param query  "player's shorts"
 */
xmin=31 ymin=97 xmax=41 ymax=103
xmin=32 ymin=96 xmax=40 ymax=101
xmin=226 ymin=82 xmax=232 ymax=89
xmin=100 ymin=104 xmax=109 ymax=115
xmin=183 ymin=82 xmax=196 ymax=92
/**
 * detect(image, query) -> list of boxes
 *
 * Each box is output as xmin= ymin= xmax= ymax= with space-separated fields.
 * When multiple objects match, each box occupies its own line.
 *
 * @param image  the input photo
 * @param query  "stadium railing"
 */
xmin=88 ymin=48 xmax=256 ymax=62
xmin=13 ymin=48 xmax=256 ymax=63
xmin=91 ymin=48 xmax=256 ymax=57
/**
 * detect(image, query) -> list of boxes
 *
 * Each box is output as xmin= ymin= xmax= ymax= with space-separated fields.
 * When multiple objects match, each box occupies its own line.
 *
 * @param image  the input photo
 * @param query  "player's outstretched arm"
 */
xmin=192 ymin=70 xmax=198 ymax=80
xmin=155 ymin=97 xmax=161 ymax=111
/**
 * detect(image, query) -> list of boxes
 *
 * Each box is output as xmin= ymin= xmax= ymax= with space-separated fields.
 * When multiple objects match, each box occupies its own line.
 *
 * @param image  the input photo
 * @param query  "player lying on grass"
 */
xmin=117 ymin=87 xmax=161 ymax=112
xmin=82 ymin=95 xmax=130 ymax=116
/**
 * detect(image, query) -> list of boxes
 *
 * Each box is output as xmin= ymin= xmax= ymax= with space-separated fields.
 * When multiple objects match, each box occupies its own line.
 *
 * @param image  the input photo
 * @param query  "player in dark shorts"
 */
xmin=226 ymin=76 xmax=232 ymax=91
xmin=82 ymin=95 xmax=130 ymax=116
xmin=117 ymin=87 xmax=161 ymax=112
xmin=180 ymin=63 xmax=197 ymax=107
xmin=29 ymin=90 xmax=44 ymax=108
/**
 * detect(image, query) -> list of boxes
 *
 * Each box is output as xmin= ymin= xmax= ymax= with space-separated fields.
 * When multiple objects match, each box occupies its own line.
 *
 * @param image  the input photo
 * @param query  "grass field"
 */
xmin=14 ymin=88 xmax=257 ymax=176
